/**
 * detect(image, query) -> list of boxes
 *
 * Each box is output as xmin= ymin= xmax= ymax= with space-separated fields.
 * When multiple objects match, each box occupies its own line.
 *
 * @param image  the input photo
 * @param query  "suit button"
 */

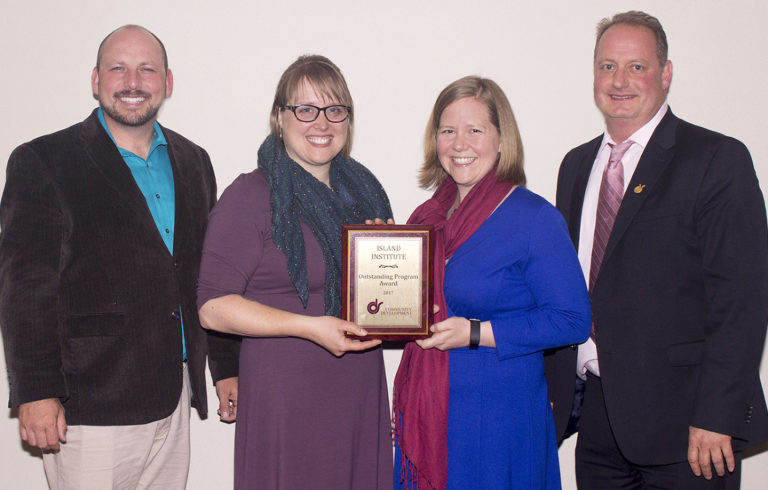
xmin=570 ymin=345 xmax=577 ymax=351
xmin=170 ymin=311 xmax=180 ymax=320
xmin=173 ymin=261 xmax=180 ymax=269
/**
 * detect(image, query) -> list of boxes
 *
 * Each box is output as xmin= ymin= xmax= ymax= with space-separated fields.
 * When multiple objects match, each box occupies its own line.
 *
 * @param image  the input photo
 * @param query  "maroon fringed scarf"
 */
xmin=393 ymin=170 xmax=515 ymax=489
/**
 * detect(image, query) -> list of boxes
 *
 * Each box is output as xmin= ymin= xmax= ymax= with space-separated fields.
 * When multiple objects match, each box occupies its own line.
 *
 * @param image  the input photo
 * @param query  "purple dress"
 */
xmin=198 ymin=170 xmax=392 ymax=490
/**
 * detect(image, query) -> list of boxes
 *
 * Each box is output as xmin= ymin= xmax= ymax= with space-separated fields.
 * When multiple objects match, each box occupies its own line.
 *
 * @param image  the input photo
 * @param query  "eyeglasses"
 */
xmin=282 ymin=104 xmax=351 ymax=123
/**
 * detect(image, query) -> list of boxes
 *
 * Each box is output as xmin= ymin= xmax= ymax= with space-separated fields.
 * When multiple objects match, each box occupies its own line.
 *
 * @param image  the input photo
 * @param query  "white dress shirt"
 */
xmin=576 ymin=103 xmax=669 ymax=379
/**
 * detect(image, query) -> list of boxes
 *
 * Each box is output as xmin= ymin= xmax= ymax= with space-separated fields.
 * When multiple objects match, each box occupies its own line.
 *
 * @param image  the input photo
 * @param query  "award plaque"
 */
xmin=342 ymin=224 xmax=434 ymax=340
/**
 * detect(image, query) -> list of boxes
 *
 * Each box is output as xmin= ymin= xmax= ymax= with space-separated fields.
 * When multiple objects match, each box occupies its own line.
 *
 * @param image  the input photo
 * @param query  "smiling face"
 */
xmin=436 ymin=97 xmax=500 ymax=202
xmin=278 ymin=80 xmax=348 ymax=182
xmin=594 ymin=23 xmax=672 ymax=142
xmin=91 ymin=26 xmax=172 ymax=129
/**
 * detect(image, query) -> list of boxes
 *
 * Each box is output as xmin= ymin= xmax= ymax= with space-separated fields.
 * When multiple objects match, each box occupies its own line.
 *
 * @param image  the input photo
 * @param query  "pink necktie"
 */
xmin=589 ymin=140 xmax=633 ymax=338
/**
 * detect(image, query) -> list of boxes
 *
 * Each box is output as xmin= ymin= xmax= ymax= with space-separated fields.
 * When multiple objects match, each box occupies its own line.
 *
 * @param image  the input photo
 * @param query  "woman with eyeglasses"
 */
xmin=197 ymin=55 xmax=393 ymax=489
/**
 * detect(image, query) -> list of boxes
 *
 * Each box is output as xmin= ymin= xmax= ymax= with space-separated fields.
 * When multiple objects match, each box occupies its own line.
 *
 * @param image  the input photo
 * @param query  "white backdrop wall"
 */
xmin=1 ymin=1 xmax=767 ymax=488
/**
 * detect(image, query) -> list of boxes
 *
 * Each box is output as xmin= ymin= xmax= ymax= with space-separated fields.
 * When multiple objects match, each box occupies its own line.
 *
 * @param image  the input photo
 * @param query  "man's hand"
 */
xmin=18 ymin=398 xmax=67 ymax=451
xmin=687 ymin=426 xmax=734 ymax=479
xmin=215 ymin=377 xmax=238 ymax=422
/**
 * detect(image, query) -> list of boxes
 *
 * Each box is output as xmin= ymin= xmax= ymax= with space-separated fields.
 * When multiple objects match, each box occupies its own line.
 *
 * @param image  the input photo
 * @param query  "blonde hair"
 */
xmin=419 ymin=76 xmax=525 ymax=189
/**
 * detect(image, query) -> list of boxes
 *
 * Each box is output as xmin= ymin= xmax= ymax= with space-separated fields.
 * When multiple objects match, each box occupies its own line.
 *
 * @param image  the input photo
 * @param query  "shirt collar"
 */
xmin=601 ymin=102 xmax=668 ymax=150
xmin=97 ymin=107 xmax=167 ymax=158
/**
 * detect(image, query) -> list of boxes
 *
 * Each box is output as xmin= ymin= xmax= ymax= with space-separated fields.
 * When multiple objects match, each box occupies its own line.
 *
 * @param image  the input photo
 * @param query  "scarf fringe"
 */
xmin=397 ymin=438 xmax=439 ymax=490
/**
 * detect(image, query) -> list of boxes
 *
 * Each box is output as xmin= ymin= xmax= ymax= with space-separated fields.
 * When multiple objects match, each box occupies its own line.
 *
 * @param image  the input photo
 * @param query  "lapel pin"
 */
xmin=633 ymin=184 xmax=646 ymax=194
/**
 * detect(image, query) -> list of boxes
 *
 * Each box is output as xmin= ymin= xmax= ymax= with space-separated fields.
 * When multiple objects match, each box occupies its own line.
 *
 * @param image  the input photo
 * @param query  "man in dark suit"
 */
xmin=545 ymin=10 xmax=768 ymax=489
xmin=0 ymin=25 xmax=238 ymax=488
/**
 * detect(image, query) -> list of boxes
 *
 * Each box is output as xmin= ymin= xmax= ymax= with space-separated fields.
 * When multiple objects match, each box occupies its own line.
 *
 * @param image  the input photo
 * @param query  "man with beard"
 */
xmin=0 ymin=25 xmax=238 ymax=489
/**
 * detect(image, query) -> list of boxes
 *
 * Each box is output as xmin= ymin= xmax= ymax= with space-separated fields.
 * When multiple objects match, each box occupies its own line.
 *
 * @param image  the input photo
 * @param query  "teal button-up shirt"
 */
xmin=98 ymin=109 xmax=186 ymax=359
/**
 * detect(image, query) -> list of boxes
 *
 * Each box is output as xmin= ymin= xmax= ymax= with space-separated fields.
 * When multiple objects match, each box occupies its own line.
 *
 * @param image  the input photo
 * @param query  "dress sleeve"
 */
xmin=197 ymin=172 xmax=269 ymax=309
xmin=492 ymin=204 xmax=592 ymax=360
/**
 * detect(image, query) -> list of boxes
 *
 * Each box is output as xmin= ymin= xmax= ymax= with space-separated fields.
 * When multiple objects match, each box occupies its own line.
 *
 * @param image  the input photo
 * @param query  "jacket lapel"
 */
xmin=601 ymin=110 xmax=678 ymax=268
xmin=79 ymin=109 xmax=174 ymax=253
xmin=165 ymin=130 xmax=189 ymax=258
xmin=567 ymin=137 xmax=602 ymax=248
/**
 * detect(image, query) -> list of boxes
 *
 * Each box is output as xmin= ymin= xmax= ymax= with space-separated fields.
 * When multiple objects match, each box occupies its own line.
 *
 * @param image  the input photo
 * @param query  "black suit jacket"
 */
xmin=0 ymin=109 xmax=239 ymax=425
xmin=545 ymin=109 xmax=768 ymax=465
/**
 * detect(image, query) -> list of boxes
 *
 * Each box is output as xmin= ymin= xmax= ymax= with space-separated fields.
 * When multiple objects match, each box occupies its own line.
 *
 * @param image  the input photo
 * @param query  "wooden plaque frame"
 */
xmin=341 ymin=224 xmax=434 ymax=340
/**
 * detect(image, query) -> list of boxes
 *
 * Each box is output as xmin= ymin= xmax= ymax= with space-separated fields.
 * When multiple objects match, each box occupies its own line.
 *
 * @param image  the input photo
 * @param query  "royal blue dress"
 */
xmin=395 ymin=187 xmax=591 ymax=489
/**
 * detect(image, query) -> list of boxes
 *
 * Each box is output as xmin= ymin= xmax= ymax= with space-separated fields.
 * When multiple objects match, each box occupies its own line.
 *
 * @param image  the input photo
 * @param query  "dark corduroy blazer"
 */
xmin=545 ymin=109 xmax=768 ymax=465
xmin=0 ymin=109 xmax=239 ymax=425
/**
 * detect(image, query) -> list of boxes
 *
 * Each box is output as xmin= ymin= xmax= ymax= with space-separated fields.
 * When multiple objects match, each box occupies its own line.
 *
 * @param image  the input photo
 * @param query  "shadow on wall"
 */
xmin=745 ymin=441 xmax=768 ymax=459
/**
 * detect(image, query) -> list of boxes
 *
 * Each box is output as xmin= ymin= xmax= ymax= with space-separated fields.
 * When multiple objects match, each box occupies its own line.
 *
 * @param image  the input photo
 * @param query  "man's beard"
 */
xmin=100 ymin=90 xmax=162 ymax=127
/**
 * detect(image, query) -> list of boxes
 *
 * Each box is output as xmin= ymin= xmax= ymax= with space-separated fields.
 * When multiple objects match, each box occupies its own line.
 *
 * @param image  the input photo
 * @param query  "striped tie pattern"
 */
xmin=589 ymin=140 xmax=633 ymax=339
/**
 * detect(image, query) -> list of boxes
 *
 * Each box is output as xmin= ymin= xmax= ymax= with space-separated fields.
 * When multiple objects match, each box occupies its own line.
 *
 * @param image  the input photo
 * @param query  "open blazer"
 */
xmin=0 ymin=109 xmax=238 ymax=425
xmin=545 ymin=109 xmax=768 ymax=464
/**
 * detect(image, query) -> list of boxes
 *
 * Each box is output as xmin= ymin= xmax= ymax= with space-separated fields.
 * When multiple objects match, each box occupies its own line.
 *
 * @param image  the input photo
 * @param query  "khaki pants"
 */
xmin=43 ymin=364 xmax=192 ymax=490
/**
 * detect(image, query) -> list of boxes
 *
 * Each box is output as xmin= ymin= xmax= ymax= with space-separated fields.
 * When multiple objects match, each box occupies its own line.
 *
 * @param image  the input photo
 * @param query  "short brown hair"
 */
xmin=270 ymin=55 xmax=354 ymax=158
xmin=419 ymin=76 xmax=525 ymax=190
xmin=595 ymin=11 xmax=668 ymax=66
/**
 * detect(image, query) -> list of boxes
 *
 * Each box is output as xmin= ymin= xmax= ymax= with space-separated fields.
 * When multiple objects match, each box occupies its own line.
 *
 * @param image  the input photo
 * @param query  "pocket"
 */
xmin=665 ymin=340 xmax=704 ymax=366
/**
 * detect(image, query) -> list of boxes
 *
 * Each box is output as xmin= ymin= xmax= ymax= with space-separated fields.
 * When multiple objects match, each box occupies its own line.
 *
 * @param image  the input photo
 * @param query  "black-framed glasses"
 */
xmin=282 ymin=104 xmax=351 ymax=123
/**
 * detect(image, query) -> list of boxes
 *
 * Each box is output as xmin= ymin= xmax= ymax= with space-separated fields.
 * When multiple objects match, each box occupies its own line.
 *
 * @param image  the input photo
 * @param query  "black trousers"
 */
xmin=575 ymin=373 xmax=742 ymax=489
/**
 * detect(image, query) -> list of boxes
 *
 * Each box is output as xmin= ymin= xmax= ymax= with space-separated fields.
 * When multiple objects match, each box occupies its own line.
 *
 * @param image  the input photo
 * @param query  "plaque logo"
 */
xmin=367 ymin=299 xmax=383 ymax=314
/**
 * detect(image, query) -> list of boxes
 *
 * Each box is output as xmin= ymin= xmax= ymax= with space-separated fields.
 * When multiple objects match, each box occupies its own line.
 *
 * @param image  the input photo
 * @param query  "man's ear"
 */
xmin=91 ymin=67 xmax=100 ymax=100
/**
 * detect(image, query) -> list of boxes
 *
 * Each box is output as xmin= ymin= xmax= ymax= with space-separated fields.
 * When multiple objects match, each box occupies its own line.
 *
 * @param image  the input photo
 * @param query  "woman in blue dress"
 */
xmin=393 ymin=76 xmax=592 ymax=489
